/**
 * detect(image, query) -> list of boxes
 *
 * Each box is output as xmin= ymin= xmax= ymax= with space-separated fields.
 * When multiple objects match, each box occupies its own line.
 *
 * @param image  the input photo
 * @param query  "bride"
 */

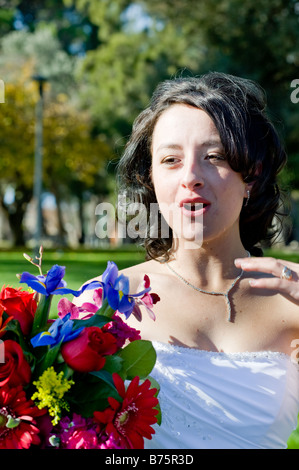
xmin=77 ymin=72 xmax=299 ymax=449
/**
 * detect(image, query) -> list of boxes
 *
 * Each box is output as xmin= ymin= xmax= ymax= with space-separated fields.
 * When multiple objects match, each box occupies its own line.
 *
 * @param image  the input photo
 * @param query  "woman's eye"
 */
xmin=207 ymin=154 xmax=226 ymax=162
xmin=161 ymin=156 xmax=180 ymax=165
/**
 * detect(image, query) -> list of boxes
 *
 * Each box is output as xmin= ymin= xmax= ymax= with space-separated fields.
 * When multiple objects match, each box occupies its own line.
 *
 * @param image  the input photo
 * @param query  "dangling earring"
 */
xmin=244 ymin=190 xmax=250 ymax=207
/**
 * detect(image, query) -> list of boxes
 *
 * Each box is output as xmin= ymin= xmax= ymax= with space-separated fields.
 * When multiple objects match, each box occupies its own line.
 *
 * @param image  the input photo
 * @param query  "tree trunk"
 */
xmin=51 ymin=186 xmax=68 ymax=246
xmin=78 ymin=194 xmax=85 ymax=245
xmin=0 ymin=184 xmax=32 ymax=246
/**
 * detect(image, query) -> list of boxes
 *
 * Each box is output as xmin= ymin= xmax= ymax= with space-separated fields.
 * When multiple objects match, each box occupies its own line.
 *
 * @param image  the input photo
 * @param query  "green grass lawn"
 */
xmin=1 ymin=245 xmax=299 ymax=448
xmin=0 ymin=246 xmax=146 ymax=288
xmin=0 ymin=245 xmax=146 ymax=317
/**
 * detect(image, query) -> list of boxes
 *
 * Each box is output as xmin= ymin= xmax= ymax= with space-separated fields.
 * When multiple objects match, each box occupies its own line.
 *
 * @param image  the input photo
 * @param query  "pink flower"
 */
xmin=58 ymin=299 xmax=97 ymax=320
xmin=98 ymin=432 xmax=123 ymax=449
xmin=67 ymin=428 xmax=98 ymax=449
xmin=58 ymin=288 xmax=104 ymax=320
xmin=53 ymin=414 xmax=99 ymax=449
xmin=52 ymin=413 xmax=127 ymax=449
xmin=132 ymin=275 xmax=160 ymax=321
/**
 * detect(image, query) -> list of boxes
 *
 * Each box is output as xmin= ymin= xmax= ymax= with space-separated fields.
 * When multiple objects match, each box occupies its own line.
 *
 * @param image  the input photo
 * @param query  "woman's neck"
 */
xmin=169 ymin=238 xmax=248 ymax=291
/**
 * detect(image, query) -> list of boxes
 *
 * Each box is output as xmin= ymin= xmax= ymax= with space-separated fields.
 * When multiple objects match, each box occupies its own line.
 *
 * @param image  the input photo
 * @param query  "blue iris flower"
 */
xmin=20 ymin=264 xmax=100 ymax=297
xmin=102 ymin=261 xmax=150 ymax=319
xmin=31 ymin=313 xmax=83 ymax=348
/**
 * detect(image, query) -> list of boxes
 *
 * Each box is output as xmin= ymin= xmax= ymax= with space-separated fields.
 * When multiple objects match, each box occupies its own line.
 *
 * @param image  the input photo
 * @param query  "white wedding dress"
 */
xmin=145 ymin=342 xmax=299 ymax=449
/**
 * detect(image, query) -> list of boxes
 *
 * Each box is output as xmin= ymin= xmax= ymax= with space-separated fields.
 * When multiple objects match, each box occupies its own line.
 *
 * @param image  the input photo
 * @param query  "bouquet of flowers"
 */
xmin=0 ymin=247 xmax=161 ymax=449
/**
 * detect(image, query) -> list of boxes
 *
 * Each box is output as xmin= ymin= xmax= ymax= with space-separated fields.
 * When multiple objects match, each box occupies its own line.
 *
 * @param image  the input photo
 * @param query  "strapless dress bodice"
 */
xmin=145 ymin=342 xmax=299 ymax=449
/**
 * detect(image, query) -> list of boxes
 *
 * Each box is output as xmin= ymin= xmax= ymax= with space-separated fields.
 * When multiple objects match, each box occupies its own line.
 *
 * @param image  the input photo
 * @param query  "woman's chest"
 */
xmin=143 ymin=281 xmax=295 ymax=354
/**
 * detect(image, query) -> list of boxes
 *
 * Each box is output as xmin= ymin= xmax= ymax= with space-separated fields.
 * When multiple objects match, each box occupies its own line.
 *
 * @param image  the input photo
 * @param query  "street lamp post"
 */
xmin=32 ymin=75 xmax=47 ymax=255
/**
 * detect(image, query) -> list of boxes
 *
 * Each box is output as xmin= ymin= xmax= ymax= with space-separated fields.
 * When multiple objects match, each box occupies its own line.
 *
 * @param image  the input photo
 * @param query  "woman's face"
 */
xmin=150 ymin=104 xmax=248 ymax=248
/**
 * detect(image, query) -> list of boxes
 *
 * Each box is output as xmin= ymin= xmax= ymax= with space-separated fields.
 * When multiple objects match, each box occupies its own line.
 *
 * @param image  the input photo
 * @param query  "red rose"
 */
xmin=0 ymin=339 xmax=31 ymax=387
xmin=0 ymin=286 xmax=37 ymax=336
xmin=0 ymin=307 xmax=12 ymax=338
xmin=61 ymin=327 xmax=118 ymax=373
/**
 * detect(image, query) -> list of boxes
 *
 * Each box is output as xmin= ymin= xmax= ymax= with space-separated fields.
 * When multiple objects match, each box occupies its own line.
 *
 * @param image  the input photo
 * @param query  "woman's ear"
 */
xmin=243 ymin=161 xmax=262 ymax=198
xmin=244 ymin=180 xmax=254 ymax=197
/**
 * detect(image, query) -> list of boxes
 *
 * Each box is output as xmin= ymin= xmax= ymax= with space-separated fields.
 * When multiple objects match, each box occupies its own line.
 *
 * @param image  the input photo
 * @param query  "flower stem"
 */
xmin=30 ymin=294 xmax=52 ymax=338
xmin=97 ymin=297 xmax=115 ymax=318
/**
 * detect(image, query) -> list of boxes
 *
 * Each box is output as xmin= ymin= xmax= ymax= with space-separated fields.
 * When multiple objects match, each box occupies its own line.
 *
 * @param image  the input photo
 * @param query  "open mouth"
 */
xmin=183 ymin=203 xmax=206 ymax=211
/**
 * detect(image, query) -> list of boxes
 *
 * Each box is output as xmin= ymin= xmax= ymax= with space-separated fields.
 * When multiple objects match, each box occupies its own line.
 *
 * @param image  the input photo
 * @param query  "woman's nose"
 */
xmin=180 ymin=159 xmax=204 ymax=190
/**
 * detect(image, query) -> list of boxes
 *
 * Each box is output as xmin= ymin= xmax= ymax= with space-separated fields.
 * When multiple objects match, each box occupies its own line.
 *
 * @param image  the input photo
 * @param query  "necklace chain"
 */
xmin=165 ymin=252 xmax=250 ymax=322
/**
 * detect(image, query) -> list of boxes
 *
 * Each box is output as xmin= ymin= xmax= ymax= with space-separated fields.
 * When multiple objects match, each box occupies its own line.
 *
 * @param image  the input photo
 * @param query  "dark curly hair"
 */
xmin=117 ymin=72 xmax=288 ymax=260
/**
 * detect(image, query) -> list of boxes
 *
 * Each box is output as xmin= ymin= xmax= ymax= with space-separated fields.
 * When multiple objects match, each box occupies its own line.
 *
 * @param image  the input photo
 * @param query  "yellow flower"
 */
xmin=31 ymin=367 xmax=74 ymax=425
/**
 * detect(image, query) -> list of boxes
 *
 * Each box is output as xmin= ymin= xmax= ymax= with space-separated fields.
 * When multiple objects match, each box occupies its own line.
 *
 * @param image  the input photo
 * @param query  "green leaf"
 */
xmin=6 ymin=415 xmax=21 ymax=429
xmin=96 ymin=298 xmax=115 ymax=318
xmin=147 ymin=375 xmax=161 ymax=395
xmin=72 ymin=314 xmax=111 ymax=330
xmin=4 ymin=319 xmax=36 ymax=367
xmin=68 ymin=375 xmax=120 ymax=416
xmin=90 ymin=369 xmax=114 ymax=385
xmin=102 ymin=354 xmax=123 ymax=374
xmin=154 ymin=401 xmax=162 ymax=426
xmin=33 ymin=339 xmax=63 ymax=378
xmin=147 ymin=376 xmax=162 ymax=426
xmin=117 ymin=340 xmax=157 ymax=380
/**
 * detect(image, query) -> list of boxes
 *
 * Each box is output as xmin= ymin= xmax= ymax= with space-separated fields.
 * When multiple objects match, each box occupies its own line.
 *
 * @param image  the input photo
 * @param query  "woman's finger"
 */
xmin=248 ymin=277 xmax=299 ymax=302
xmin=234 ymin=257 xmax=299 ymax=281
xmin=234 ymin=256 xmax=299 ymax=304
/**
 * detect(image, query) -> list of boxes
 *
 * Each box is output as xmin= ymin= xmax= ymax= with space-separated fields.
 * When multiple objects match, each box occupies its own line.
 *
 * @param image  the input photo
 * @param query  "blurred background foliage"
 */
xmin=0 ymin=0 xmax=298 ymax=249
xmin=1 ymin=0 xmax=299 ymax=448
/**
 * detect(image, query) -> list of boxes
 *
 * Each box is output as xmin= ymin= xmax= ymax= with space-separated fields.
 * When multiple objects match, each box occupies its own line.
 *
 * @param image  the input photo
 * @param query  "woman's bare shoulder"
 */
xmin=120 ymin=260 xmax=164 ymax=289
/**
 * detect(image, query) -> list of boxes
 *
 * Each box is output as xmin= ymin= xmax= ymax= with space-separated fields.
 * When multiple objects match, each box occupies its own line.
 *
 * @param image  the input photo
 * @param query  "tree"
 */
xmin=0 ymin=26 xmax=77 ymax=97
xmin=72 ymin=0 xmax=299 ymax=186
xmin=0 ymin=27 xmax=113 ymax=245
xmin=2 ymin=0 xmax=100 ymax=54
xmin=0 ymin=67 xmax=36 ymax=245
xmin=42 ymin=93 xmax=113 ymax=245
xmin=67 ymin=1 xmax=194 ymax=141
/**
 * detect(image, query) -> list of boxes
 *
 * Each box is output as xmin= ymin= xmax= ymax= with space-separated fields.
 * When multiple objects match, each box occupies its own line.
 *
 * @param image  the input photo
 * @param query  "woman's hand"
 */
xmin=234 ymin=256 xmax=299 ymax=306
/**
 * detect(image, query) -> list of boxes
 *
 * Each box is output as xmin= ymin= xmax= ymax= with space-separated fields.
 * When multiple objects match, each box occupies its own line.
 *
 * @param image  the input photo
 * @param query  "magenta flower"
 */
xmin=102 ymin=313 xmax=141 ymax=348
xmin=132 ymin=275 xmax=160 ymax=321
xmin=57 ymin=299 xmax=98 ymax=320
xmin=52 ymin=414 xmax=99 ymax=449
xmin=98 ymin=432 xmax=123 ymax=449
xmin=58 ymin=288 xmax=104 ymax=320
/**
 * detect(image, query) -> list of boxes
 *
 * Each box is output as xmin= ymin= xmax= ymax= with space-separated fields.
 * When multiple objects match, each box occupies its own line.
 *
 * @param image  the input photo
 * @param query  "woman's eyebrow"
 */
xmin=200 ymin=139 xmax=223 ymax=147
xmin=155 ymin=143 xmax=182 ymax=152
xmin=155 ymin=140 xmax=223 ymax=152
